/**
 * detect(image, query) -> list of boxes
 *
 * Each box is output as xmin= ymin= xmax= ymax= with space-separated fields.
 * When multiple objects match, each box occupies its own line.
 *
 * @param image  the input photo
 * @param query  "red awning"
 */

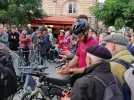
xmin=32 ymin=16 xmax=75 ymax=26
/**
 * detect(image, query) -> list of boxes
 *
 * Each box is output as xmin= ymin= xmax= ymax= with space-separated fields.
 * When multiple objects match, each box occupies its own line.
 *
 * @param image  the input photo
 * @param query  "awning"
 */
xmin=32 ymin=16 xmax=75 ymax=26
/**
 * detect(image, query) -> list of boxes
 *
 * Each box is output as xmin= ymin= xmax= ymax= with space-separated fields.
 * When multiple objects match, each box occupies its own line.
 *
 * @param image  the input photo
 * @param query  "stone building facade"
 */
xmin=42 ymin=0 xmax=97 ymax=28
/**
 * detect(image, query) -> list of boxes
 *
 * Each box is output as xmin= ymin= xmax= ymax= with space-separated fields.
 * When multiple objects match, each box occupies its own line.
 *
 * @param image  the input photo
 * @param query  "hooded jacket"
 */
xmin=110 ymin=50 xmax=134 ymax=85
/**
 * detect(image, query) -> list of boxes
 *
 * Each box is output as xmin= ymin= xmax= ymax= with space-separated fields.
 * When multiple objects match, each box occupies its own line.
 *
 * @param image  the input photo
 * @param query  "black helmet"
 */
xmin=72 ymin=19 xmax=89 ymax=35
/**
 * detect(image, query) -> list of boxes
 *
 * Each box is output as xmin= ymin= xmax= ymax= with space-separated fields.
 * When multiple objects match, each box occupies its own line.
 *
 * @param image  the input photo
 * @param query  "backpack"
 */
xmin=124 ymin=67 xmax=134 ymax=100
xmin=87 ymin=74 xmax=123 ymax=100
xmin=128 ymin=43 xmax=134 ymax=56
xmin=0 ymin=49 xmax=17 ymax=99
xmin=113 ymin=59 xmax=134 ymax=100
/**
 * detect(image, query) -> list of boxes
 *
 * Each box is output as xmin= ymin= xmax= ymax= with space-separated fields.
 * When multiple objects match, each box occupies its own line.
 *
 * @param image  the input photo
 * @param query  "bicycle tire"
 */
xmin=5 ymin=95 xmax=14 ymax=100
xmin=21 ymin=93 xmax=31 ymax=100
xmin=30 ymin=91 xmax=50 ymax=100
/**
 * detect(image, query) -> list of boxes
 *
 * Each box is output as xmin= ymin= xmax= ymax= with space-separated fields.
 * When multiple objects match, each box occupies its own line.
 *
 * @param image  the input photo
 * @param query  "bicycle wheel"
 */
xmin=18 ymin=56 xmax=26 ymax=66
xmin=21 ymin=93 xmax=31 ymax=100
xmin=29 ymin=50 xmax=35 ymax=65
xmin=30 ymin=91 xmax=50 ymax=100
xmin=12 ymin=88 xmax=27 ymax=100
xmin=6 ymin=95 xmax=14 ymax=100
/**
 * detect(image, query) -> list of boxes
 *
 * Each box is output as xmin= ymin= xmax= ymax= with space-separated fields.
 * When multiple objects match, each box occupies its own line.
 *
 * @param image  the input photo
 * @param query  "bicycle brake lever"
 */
xmin=56 ymin=63 xmax=66 ymax=69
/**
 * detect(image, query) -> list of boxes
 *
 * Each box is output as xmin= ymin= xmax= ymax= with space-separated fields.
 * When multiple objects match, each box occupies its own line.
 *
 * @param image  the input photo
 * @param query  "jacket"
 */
xmin=76 ymin=37 xmax=98 ymax=68
xmin=110 ymin=49 xmax=134 ymax=100
xmin=0 ymin=32 xmax=9 ymax=47
xmin=71 ymin=61 xmax=122 ymax=100
xmin=8 ymin=32 xmax=19 ymax=51
xmin=39 ymin=34 xmax=51 ymax=46
xmin=19 ymin=33 xmax=32 ymax=49
xmin=110 ymin=50 xmax=134 ymax=85
xmin=0 ymin=43 xmax=17 ymax=99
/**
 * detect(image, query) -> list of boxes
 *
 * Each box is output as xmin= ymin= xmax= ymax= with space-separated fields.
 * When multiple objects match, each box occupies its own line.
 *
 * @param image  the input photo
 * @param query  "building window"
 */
xmin=68 ymin=2 xmax=76 ymax=14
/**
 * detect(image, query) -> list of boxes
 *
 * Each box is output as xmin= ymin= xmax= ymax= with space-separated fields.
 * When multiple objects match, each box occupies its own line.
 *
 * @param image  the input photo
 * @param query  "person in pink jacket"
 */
xmin=19 ymin=30 xmax=32 ymax=65
xmin=19 ymin=30 xmax=32 ymax=49
xmin=59 ymin=18 xmax=98 ymax=75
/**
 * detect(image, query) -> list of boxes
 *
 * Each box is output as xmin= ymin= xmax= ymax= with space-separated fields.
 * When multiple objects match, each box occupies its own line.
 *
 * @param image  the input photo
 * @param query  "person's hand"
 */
xmin=57 ymin=64 xmax=71 ymax=75
xmin=62 ymin=50 xmax=71 ymax=56
xmin=59 ymin=40 xmax=63 ymax=44
xmin=68 ymin=68 xmax=85 ymax=74
xmin=60 ymin=92 xmax=70 ymax=100
xmin=59 ymin=54 xmax=67 ymax=59
xmin=14 ymin=36 xmax=16 ymax=39
xmin=60 ymin=96 xmax=70 ymax=100
xmin=55 ymin=44 xmax=58 ymax=49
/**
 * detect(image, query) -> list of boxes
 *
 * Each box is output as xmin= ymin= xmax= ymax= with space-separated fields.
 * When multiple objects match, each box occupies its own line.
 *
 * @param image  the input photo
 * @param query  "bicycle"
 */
xmin=31 ymin=43 xmax=47 ymax=66
xmin=21 ymin=68 xmax=71 ymax=100
xmin=12 ymin=66 xmax=48 ymax=100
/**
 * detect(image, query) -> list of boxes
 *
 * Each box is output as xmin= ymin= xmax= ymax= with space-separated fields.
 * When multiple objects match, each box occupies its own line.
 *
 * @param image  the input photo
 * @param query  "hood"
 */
xmin=112 ymin=50 xmax=134 ymax=63
xmin=84 ymin=61 xmax=111 ymax=74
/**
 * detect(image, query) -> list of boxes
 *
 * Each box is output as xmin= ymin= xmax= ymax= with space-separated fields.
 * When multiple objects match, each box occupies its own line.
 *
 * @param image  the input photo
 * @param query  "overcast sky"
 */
xmin=99 ymin=0 xmax=105 ymax=3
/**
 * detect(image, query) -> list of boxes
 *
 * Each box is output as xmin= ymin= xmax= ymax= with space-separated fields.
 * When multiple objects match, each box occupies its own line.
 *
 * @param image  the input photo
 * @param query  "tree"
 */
xmin=92 ymin=0 xmax=134 ymax=29
xmin=114 ymin=18 xmax=125 ymax=30
xmin=0 ymin=0 xmax=43 ymax=25
xmin=123 ymin=0 xmax=134 ymax=28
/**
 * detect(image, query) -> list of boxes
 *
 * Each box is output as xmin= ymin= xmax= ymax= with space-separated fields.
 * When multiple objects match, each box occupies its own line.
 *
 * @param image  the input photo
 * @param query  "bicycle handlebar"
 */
xmin=28 ymin=71 xmax=48 ymax=77
xmin=33 ymin=67 xmax=48 ymax=72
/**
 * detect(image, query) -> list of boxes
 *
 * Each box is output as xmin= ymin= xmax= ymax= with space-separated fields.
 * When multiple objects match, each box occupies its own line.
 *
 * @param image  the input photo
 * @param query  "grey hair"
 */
xmin=115 ymin=44 xmax=127 ymax=51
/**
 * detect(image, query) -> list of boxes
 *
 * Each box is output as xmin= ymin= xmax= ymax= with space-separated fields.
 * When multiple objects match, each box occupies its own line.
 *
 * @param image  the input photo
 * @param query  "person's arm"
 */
xmin=67 ymin=55 xmax=78 ymax=68
xmin=58 ymin=55 xmax=78 ymax=75
xmin=67 ymin=53 xmax=91 ymax=75
xmin=68 ymin=67 xmax=85 ymax=74
xmin=8 ymin=34 xmax=11 ymax=42
xmin=2 ymin=33 xmax=8 ymax=43
xmin=19 ymin=34 xmax=27 ymax=42
xmin=60 ymin=96 xmax=70 ymax=100
xmin=20 ymin=37 xmax=27 ymax=42
xmin=16 ymin=34 xmax=20 ymax=42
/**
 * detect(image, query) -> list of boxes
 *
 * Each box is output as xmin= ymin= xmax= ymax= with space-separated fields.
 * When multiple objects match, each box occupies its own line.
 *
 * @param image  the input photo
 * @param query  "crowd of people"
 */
xmin=0 ymin=14 xmax=134 ymax=100
xmin=0 ymin=23 xmax=75 ymax=65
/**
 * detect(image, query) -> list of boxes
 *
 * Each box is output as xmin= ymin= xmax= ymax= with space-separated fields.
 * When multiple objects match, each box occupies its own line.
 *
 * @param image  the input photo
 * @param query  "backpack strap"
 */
xmin=112 ymin=58 xmax=133 ymax=69
xmin=87 ymin=74 xmax=108 ymax=87
xmin=87 ymin=74 xmax=118 ymax=88
xmin=93 ymin=75 xmax=107 ymax=87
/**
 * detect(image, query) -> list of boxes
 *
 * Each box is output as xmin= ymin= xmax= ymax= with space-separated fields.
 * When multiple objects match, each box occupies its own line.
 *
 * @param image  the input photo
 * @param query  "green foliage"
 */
xmin=114 ymin=18 xmax=125 ymax=30
xmin=0 ymin=10 xmax=8 ymax=23
xmin=92 ymin=0 xmax=134 ymax=29
xmin=0 ymin=0 xmax=43 ymax=25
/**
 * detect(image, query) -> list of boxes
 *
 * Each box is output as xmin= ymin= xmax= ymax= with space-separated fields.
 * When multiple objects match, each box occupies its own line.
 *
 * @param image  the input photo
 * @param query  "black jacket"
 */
xmin=71 ymin=61 xmax=121 ymax=100
xmin=0 ymin=47 xmax=17 ymax=99
xmin=8 ymin=32 xmax=19 ymax=51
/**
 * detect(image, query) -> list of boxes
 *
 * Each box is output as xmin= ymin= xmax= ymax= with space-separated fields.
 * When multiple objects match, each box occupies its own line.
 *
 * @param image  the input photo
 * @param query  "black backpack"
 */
xmin=0 ymin=49 xmax=17 ymax=99
xmin=87 ymin=74 xmax=123 ymax=100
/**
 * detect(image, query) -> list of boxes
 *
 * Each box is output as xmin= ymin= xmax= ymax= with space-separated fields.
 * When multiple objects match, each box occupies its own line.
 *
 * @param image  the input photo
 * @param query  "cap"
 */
xmin=103 ymin=33 xmax=128 ymax=46
xmin=86 ymin=45 xmax=112 ymax=59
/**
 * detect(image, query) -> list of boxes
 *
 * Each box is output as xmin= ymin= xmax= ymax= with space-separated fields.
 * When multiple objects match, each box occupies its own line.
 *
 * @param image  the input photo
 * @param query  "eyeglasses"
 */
xmin=100 ymin=42 xmax=106 ymax=47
